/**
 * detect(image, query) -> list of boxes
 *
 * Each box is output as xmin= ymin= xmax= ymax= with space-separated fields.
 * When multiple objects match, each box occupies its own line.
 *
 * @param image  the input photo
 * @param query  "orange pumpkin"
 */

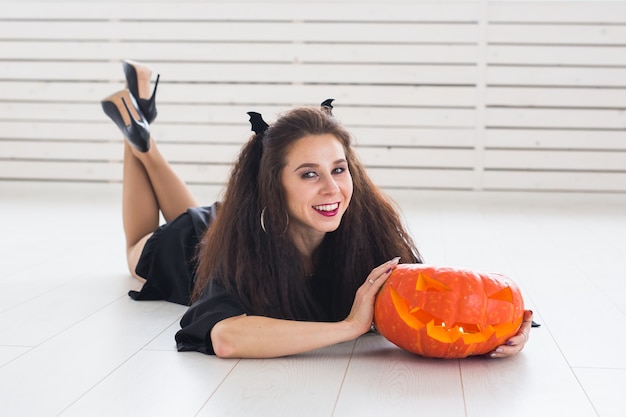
xmin=374 ymin=264 xmax=524 ymax=358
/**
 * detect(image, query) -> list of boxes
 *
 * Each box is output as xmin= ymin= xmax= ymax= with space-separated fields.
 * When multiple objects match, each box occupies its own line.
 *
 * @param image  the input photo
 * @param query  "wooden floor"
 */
xmin=1 ymin=181 xmax=625 ymax=417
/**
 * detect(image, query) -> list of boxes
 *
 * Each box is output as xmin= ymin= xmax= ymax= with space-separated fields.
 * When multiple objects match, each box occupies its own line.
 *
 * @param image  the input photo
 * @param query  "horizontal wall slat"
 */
xmin=367 ymin=167 xmax=475 ymax=190
xmin=0 ymin=122 xmax=478 ymax=150
xmin=0 ymin=42 xmax=478 ymax=66
xmin=0 ymin=22 xmax=479 ymax=44
xmin=487 ymin=45 xmax=626 ymax=66
xmin=0 ymin=141 xmax=242 ymax=165
xmin=0 ymin=161 xmax=474 ymax=190
xmin=351 ymin=127 xmax=476 ymax=148
xmin=486 ymin=67 xmax=626 ymax=87
xmin=0 ymin=160 xmax=477 ymax=190
xmin=485 ymin=108 xmax=626 ymax=130
xmin=483 ymin=149 xmax=626 ymax=171
xmin=488 ymin=2 xmax=626 ymax=23
xmin=0 ymin=160 xmax=231 ymax=184
xmin=485 ymin=87 xmax=626 ymax=109
xmin=0 ymin=140 xmax=122 ymax=162
xmin=0 ymin=103 xmax=477 ymax=128
xmin=482 ymin=170 xmax=626 ymax=193
xmin=484 ymin=129 xmax=626 ymax=151
xmin=0 ymin=81 xmax=477 ymax=108
xmin=0 ymin=62 xmax=478 ymax=85
xmin=165 ymin=105 xmax=475 ymax=127
xmin=0 ymin=160 xmax=123 ymax=182
xmin=0 ymin=3 xmax=481 ymax=21
xmin=357 ymin=147 xmax=475 ymax=169
xmin=0 ymin=141 xmax=479 ymax=171
xmin=0 ymin=41 xmax=478 ymax=64
xmin=488 ymin=24 xmax=626 ymax=45
xmin=160 ymin=85 xmax=476 ymax=108
xmin=0 ymin=121 xmax=252 ymax=144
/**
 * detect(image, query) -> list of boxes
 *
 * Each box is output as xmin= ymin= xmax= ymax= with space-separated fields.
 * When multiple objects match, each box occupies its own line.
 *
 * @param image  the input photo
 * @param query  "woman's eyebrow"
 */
xmin=294 ymin=159 xmax=347 ymax=171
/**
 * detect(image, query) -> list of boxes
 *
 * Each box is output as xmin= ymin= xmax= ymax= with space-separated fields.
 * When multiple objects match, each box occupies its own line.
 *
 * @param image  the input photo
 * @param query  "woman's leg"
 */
xmin=131 ymin=137 xmax=199 ymax=222
xmin=122 ymin=137 xmax=199 ymax=278
xmin=122 ymin=140 xmax=158 ymax=279
xmin=117 ymin=59 xmax=199 ymax=277
xmin=123 ymin=61 xmax=198 ymax=222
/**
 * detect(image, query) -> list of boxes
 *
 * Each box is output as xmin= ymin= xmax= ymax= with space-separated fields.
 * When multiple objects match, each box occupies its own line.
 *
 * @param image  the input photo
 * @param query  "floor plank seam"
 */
xmin=0 ymin=347 xmax=34 ymax=369
xmin=329 ymin=339 xmax=358 ymax=417
xmin=192 ymin=358 xmax=241 ymax=417
xmin=53 ymin=342 xmax=149 ymax=417
xmin=458 ymin=361 xmax=469 ymax=417
xmin=138 ymin=315 xmax=185 ymax=352
xmin=34 ymin=293 xmax=131 ymax=349
xmin=570 ymin=368 xmax=602 ymax=417
xmin=540 ymin=321 xmax=601 ymax=417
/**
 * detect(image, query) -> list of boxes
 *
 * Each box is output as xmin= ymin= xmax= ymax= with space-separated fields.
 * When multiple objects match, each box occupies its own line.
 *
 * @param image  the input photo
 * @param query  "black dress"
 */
xmin=129 ymin=203 xmax=250 ymax=354
xmin=129 ymin=204 xmax=218 ymax=306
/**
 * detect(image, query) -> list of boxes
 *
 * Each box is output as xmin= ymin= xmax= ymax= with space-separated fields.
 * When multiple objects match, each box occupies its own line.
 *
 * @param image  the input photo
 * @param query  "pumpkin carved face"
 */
xmin=374 ymin=264 xmax=524 ymax=358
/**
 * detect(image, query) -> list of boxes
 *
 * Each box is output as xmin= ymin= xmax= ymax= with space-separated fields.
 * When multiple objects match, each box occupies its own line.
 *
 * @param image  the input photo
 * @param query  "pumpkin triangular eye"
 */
xmin=415 ymin=272 xmax=451 ymax=292
xmin=488 ymin=286 xmax=514 ymax=303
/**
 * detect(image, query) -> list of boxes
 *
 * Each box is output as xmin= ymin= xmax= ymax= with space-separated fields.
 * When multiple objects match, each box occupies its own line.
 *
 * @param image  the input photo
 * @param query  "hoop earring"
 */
xmin=260 ymin=206 xmax=268 ymax=233
xmin=260 ymin=206 xmax=289 ymax=234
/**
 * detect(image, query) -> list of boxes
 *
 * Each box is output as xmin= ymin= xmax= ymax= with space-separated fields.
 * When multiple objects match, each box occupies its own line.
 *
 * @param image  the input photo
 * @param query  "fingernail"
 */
xmin=496 ymin=348 xmax=503 ymax=353
xmin=386 ymin=268 xmax=392 ymax=273
xmin=506 ymin=340 xmax=514 ymax=346
xmin=490 ymin=352 xmax=497 ymax=358
xmin=391 ymin=256 xmax=401 ymax=264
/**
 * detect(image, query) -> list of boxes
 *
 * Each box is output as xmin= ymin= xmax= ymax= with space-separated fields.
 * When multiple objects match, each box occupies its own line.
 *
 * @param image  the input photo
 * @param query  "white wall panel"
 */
xmin=1 ymin=1 xmax=625 ymax=192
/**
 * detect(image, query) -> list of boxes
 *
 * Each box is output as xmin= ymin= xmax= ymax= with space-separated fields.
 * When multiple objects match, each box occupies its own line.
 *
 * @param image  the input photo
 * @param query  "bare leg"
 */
xmin=122 ymin=136 xmax=199 ymax=278
xmin=122 ymin=140 xmax=158 ymax=279
xmin=131 ymin=136 xmax=199 ymax=222
xmin=119 ymin=59 xmax=198 ymax=278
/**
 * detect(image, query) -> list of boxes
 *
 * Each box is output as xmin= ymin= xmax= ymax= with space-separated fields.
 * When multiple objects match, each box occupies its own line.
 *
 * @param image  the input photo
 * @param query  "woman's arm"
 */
xmin=211 ymin=315 xmax=359 ymax=358
xmin=210 ymin=258 xmax=400 ymax=358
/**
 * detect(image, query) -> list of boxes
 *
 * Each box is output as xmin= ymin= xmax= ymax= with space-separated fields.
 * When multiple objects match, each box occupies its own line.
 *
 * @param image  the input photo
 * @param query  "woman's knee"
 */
xmin=126 ymin=233 xmax=152 ymax=281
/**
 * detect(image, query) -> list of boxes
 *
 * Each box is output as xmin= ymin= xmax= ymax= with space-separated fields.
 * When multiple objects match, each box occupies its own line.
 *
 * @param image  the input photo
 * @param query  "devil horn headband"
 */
xmin=247 ymin=111 xmax=269 ymax=137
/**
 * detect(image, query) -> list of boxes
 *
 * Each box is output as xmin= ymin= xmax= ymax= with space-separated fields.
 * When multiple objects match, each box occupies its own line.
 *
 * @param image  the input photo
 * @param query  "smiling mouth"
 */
xmin=312 ymin=202 xmax=340 ymax=217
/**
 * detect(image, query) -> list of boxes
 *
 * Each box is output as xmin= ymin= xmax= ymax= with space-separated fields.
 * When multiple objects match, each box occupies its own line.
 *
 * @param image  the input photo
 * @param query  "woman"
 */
xmin=102 ymin=60 xmax=533 ymax=359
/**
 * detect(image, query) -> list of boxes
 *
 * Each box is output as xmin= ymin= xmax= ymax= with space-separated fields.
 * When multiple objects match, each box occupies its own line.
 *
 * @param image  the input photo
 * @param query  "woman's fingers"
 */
xmin=490 ymin=310 xmax=533 ymax=358
xmin=346 ymin=257 xmax=402 ymax=333
xmin=365 ymin=256 xmax=401 ymax=289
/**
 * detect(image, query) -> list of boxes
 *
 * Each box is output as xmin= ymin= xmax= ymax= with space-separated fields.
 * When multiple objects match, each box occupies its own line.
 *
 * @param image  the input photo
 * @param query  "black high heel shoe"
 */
xmin=122 ymin=60 xmax=159 ymax=124
xmin=101 ymin=89 xmax=151 ymax=152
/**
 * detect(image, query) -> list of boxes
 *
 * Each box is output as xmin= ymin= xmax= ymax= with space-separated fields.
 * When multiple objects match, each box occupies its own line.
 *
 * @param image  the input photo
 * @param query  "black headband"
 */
xmin=321 ymin=98 xmax=334 ymax=115
xmin=247 ymin=111 xmax=269 ymax=137
xmin=247 ymin=99 xmax=335 ymax=138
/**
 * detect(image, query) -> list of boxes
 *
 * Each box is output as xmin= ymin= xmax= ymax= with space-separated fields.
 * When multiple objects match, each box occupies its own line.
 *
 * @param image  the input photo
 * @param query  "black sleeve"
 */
xmin=175 ymin=280 xmax=249 ymax=355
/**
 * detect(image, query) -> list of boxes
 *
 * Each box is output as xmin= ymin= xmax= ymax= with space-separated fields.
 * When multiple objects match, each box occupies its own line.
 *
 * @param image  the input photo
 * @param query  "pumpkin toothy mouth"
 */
xmin=388 ymin=271 xmax=522 ymax=344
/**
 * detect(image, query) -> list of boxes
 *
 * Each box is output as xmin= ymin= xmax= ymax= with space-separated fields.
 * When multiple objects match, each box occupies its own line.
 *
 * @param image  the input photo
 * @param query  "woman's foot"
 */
xmin=101 ymin=89 xmax=151 ymax=152
xmin=123 ymin=60 xmax=159 ymax=124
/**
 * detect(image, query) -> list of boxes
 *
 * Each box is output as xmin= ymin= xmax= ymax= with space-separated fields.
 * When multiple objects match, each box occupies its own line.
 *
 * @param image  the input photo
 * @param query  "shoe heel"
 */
xmin=122 ymin=60 xmax=159 ymax=124
xmin=140 ymin=73 xmax=159 ymax=123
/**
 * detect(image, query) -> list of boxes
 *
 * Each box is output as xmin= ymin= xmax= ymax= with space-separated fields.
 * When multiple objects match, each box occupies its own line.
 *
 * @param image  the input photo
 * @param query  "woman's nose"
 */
xmin=320 ymin=175 xmax=339 ymax=194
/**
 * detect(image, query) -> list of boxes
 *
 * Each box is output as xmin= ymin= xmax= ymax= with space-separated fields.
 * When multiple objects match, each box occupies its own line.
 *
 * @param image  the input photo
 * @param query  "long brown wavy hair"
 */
xmin=192 ymin=106 xmax=422 ymax=321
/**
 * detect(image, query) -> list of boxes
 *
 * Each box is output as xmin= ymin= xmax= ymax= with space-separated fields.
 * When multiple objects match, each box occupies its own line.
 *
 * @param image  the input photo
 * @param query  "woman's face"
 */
xmin=280 ymin=133 xmax=353 ymax=248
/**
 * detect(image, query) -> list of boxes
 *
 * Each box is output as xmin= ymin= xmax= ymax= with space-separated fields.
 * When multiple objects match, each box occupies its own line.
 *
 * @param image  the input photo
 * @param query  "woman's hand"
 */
xmin=343 ymin=257 xmax=401 ymax=336
xmin=489 ymin=310 xmax=534 ymax=358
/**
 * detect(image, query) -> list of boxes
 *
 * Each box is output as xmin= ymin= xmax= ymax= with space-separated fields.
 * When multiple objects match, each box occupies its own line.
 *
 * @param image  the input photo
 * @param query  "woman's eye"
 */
xmin=333 ymin=166 xmax=347 ymax=175
xmin=301 ymin=171 xmax=318 ymax=179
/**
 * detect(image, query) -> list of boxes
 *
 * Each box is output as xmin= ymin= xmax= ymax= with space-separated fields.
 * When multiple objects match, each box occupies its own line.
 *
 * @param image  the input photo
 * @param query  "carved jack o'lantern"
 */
xmin=374 ymin=264 xmax=524 ymax=358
